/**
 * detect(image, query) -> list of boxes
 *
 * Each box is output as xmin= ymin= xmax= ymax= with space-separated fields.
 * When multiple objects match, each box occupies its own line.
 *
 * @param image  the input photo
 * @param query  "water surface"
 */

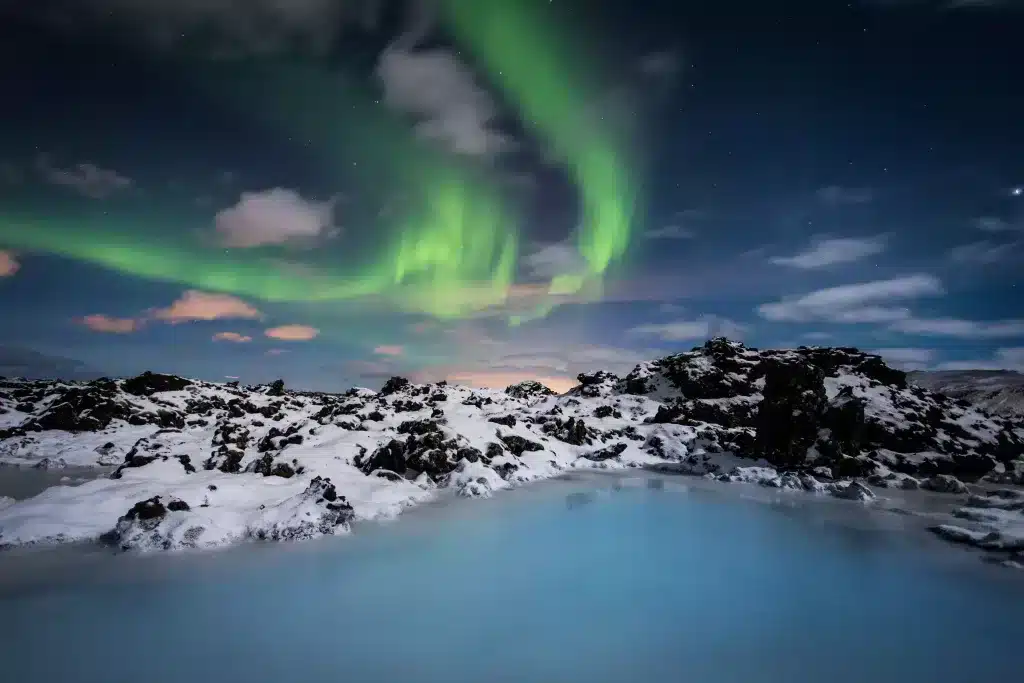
xmin=0 ymin=465 xmax=110 ymax=500
xmin=1 ymin=475 xmax=1020 ymax=683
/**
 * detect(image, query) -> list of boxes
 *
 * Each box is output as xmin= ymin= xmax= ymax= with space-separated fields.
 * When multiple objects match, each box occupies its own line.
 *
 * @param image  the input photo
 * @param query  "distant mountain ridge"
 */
xmin=909 ymin=370 xmax=1024 ymax=418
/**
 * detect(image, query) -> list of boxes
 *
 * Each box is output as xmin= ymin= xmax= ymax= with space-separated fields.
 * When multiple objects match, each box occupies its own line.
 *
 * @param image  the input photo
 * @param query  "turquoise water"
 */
xmin=1 ymin=476 xmax=1021 ymax=683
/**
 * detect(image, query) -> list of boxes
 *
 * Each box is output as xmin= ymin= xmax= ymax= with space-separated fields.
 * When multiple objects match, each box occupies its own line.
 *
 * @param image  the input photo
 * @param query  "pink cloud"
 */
xmin=265 ymin=324 xmax=319 ymax=341
xmin=0 ymin=250 xmax=19 ymax=277
xmin=79 ymin=314 xmax=141 ymax=334
xmin=373 ymin=345 xmax=404 ymax=356
xmin=212 ymin=331 xmax=252 ymax=343
xmin=150 ymin=290 xmax=262 ymax=324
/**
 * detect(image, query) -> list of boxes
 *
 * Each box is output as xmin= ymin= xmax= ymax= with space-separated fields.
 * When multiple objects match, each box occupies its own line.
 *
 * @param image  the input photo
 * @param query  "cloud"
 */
xmin=423 ymin=324 xmax=662 ymax=389
xmin=948 ymin=240 xmax=1019 ymax=264
xmin=34 ymin=154 xmax=131 ymax=199
xmin=645 ymin=225 xmax=696 ymax=240
xmin=890 ymin=317 xmax=1024 ymax=338
xmin=973 ymin=216 xmax=1021 ymax=233
xmin=522 ymin=242 xmax=587 ymax=279
xmin=771 ymin=235 xmax=887 ymax=269
xmin=933 ymin=347 xmax=1024 ymax=372
xmin=150 ymin=290 xmax=262 ymax=323
xmin=373 ymin=345 xmax=404 ymax=356
xmin=645 ymin=209 xmax=706 ymax=240
xmin=816 ymin=185 xmax=873 ymax=206
xmin=346 ymin=359 xmax=399 ymax=380
xmin=22 ymin=0 xmax=380 ymax=56
xmin=0 ymin=250 xmax=19 ymax=277
xmin=376 ymin=45 xmax=510 ymax=158
xmin=212 ymin=331 xmax=252 ymax=343
xmin=78 ymin=314 xmax=141 ymax=334
xmin=0 ymin=346 xmax=100 ymax=380
xmin=995 ymin=347 xmax=1024 ymax=368
xmin=944 ymin=0 xmax=1019 ymax=8
xmin=757 ymin=274 xmax=943 ymax=323
xmin=265 ymin=324 xmax=319 ymax=341
xmin=485 ymin=353 xmax=570 ymax=373
xmin=215 ymin=188 xmax=337 ymax=248
xmin=627 ymin=315 xmax=747 ymax=342
xmin=266 ymin=349 xmax=288 ymax=355
xmin=872 ymin=347 xmax=935 ymax=365
xmin=638 ymin=50 xmax=681 ymax=79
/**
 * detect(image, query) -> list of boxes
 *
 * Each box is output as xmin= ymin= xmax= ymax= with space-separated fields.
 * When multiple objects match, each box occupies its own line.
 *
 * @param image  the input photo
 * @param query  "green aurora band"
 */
xmin=439 ymin=0 xmax=637 ymax=320
xmin=0 ymin=1 xmax=637 ymax=326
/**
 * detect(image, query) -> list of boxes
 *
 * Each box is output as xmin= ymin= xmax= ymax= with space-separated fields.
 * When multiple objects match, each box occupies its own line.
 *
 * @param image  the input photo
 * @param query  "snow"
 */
xmin=0 ymin=460 xmax=432 ymax=550
xmin=1 ymin=342 xmax=1022 ymax=565
xmin=928 ymin=489 xmax=1024 ymax=556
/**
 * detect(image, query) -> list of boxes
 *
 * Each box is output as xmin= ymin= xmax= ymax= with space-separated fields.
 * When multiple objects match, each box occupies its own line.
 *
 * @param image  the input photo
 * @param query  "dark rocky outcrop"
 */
xmin=753 ymin=361 xmax=827 ymax=469
xmin=380 ymin=377 xmax=409 ymax=396
xmin=121 ymin=372 xmax=192 ymax=396
xmin=505 ymin=380 xmax=556 ymax=399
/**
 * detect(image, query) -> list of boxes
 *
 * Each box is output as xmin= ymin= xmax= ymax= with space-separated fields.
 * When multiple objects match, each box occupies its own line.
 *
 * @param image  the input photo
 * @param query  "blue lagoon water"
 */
xmin=1 ymin=475 xmax=1021 ymax=683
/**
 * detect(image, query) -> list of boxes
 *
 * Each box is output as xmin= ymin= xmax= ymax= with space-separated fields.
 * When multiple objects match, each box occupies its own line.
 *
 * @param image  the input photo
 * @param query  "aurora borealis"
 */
xmin=1 ymin=0 xmax=1022 ymax=389
xmin=1 ymin=0 xmax=638 ymax=324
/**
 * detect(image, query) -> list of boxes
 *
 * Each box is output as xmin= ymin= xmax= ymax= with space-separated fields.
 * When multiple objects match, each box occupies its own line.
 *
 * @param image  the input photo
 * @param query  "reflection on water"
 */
xmin=0 ymin=465 xmax=110 ymax=500
xmin=0 ymin=474 xmax=1021 ymax=683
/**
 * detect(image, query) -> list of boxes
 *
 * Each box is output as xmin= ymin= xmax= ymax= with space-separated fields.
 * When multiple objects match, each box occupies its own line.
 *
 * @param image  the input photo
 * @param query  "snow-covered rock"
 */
xmin=928 ymin=489 xmax=1024 ymax=568
xmin=1 ymin=339 xmax=1021 ymax=556
xmin=921 ymin=474 xmax=969 ymax=495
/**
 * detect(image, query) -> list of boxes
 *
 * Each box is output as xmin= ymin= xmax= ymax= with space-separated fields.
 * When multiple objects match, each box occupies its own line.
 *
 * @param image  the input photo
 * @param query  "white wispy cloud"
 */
xmin=973 ymin=216 xmax=1021 ymax=232
xmin=771 ymin=235 xmax=887 ymax=269
xmin=933 ymin=347 xmax=1024 ymax=372
xmin=522 ymin=242 xmax=587 ymax=279
xmin=645 ymin=225 xmax=697 ymax=240
xmin=757 ymin=274 xmax=943 ymax=323
xmin=816 ymin=185 xmax=873 ymax=206
xmin=871 ymin=347 xmax=935 ymax=365
xmin=948 ymin=240 xmax=1020 ymax=264
xmin=25 ymin=0 xmax=376 ymax=56
xmin=377 ymin=43 xmax=510 ymax=159
xmin=35 ymin=154 xmax=132 ymax=199
xmin=627 ymin=315 xmax=747 ymax=342
xmin=645 ymin=209 xmax=706 ymax=240
xmin=890 ymin=317 xmax=1024 ymax=339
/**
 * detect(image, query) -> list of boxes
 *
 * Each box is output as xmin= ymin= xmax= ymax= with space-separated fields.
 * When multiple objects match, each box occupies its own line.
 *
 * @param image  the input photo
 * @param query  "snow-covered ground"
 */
xmin=0 ymin=340 xmax=1021 ymax=568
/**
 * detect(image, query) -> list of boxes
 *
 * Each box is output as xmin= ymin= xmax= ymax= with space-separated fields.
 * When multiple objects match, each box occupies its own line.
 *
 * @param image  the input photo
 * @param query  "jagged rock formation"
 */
xmin=1 ymin=341 xmax=1022 ymax=555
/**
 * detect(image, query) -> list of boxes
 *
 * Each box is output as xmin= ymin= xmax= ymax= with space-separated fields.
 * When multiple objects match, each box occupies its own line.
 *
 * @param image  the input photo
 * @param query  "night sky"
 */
xmin=0 ymin=0 xmax=1021 ymax=391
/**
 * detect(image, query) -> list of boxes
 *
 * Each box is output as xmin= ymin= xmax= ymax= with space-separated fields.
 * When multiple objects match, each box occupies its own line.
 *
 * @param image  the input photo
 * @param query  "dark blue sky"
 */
xmin=0 ymin=0 xmax=1021 ymax=391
